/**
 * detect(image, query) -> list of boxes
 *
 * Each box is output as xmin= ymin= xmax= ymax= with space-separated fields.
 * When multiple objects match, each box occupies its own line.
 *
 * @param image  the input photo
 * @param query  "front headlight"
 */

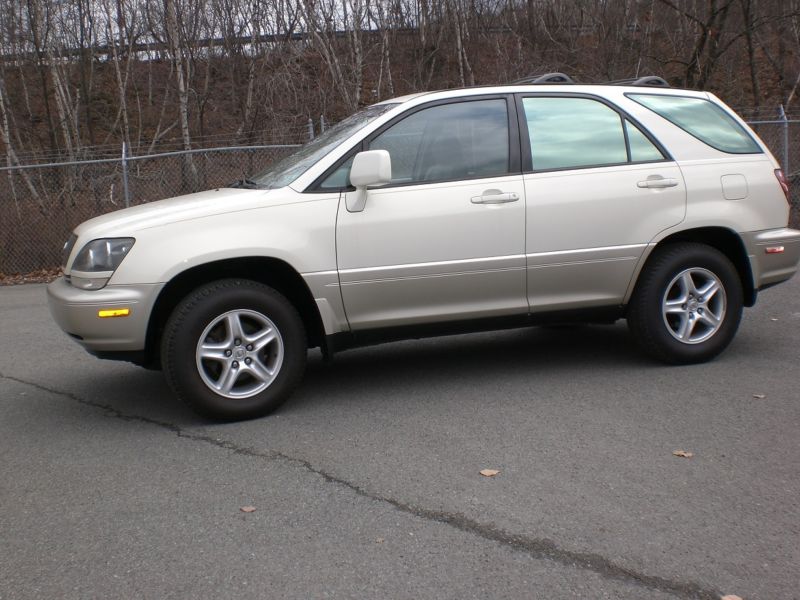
xmin=69 ymin=238 xmax=135 ymax=290
xmin=62 ymin=233 xmax=78 ymax=269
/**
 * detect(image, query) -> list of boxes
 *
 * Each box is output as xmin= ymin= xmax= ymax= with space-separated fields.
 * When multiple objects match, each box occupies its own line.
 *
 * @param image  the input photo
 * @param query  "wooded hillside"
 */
xmin=1 ymin=0 xmax=799 ymax=165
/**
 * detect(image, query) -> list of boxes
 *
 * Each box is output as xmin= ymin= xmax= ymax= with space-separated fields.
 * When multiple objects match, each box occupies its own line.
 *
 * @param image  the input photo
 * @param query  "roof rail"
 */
xmin=508 ymin=73 xmax=669 ymax=87
xmin=512 ymin=72 xmax=575 ymax=85
xmin=609 ymin=76 xmax=670 ymax=87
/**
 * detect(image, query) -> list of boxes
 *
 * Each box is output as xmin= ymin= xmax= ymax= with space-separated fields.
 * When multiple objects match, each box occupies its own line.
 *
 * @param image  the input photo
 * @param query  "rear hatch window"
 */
xmin=628 ymin=94 xmax=761 ymax=154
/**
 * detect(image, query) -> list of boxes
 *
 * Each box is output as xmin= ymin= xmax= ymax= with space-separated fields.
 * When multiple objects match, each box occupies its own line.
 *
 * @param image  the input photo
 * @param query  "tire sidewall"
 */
xmin=163 ymin=280 xmax=306 ymax=420
xmin=633 ymin=244 xmax=743 ymax=364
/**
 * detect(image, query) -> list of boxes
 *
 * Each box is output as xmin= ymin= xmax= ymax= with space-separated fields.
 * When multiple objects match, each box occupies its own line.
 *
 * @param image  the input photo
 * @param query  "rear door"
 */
xmin=518 ymin=94 xmax=686 ymax=312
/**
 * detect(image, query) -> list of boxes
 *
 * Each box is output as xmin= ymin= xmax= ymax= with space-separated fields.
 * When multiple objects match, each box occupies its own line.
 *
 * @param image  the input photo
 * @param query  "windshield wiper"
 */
xmin=229 ymin=177 xmax=262 ymax=189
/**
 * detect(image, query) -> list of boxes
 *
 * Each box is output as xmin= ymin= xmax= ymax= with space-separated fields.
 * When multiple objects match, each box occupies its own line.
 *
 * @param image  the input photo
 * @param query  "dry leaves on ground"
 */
xmin=672 ymin=450 xmax=694 ymax=459
xmin=0 ymin=268 xmax=62 ymax=286
xmin=479 ymin=469 xmax=500 ymax=477
xmin=239 ymin=506 xmax=257 ymax=513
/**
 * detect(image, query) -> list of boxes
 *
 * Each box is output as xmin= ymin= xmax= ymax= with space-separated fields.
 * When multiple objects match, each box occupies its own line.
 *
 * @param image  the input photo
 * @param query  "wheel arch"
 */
xmin=143 ymin=257 xmax=325 ymax=367
xmin=627 ymin=227 xmax=756 ymax=310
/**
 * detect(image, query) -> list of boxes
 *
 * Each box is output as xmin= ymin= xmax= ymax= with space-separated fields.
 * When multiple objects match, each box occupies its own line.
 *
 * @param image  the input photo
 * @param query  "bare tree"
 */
xmin=0 ymin=67 xmax=42 ymax=214
xmin=0 ymin=0 xmax=799 ymax=163
xmin=299 ymin=0 xmax=366 ymax=112
xmin=162 ymin=0 xmax=199 ymax=188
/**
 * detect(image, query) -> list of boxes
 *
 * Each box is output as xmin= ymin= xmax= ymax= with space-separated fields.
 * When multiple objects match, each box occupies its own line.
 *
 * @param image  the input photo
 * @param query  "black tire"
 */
xmin=627 ymin=243 xmax=743 ymax=364
xmin=161 ymin=279 xmax=306 ymax=421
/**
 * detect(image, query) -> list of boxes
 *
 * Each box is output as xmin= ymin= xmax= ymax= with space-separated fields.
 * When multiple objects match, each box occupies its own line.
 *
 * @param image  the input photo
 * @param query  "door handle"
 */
xmin=471 ymin=189 xmax=520 ymax=204
xmin=637 ymin=176 xmax=678 ymax=189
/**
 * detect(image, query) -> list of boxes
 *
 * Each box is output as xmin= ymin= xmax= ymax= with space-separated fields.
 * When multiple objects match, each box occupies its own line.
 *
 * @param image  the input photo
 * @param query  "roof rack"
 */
xmin=608 ymin=76 xmax=670 ymax=87
xmin=511 ymin=72 xmax=575 ymax=85
xmin=509 ymin=73 xmax=670 ymax=87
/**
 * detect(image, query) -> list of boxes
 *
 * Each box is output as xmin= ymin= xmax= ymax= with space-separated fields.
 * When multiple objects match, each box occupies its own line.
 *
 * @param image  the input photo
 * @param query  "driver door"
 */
xmin=334 ymin=97 xmax=528 ymax=330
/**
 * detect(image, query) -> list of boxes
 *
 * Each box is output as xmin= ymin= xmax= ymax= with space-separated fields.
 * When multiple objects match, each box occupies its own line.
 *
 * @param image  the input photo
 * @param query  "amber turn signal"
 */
xmin=97 ymin=308 xmax=131 ymax=318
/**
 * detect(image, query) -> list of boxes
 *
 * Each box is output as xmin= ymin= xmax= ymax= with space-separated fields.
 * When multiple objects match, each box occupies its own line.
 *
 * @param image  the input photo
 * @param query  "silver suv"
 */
xmin=49 ymin=78 xmax=800 ymax=420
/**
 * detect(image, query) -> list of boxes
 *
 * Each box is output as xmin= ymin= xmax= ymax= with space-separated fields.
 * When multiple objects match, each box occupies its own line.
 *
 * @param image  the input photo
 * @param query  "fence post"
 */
xmin=320 ymin=114 xmax=326 ymax=134
xmin=307 ymin=118 xmax=314 ymax=141
xmin=121 ymin=141 xmax=131 ymax=208
xmin=779 ymin=105 xmax=789 ymax=175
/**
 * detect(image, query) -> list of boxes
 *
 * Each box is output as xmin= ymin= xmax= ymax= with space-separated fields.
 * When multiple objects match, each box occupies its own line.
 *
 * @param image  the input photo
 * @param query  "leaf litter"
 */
xmin=672 ymin=450 xmax=694 ymax=459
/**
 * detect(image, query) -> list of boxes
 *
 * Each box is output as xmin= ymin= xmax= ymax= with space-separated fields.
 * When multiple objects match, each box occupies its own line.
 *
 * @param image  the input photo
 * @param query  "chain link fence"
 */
xmin=1 ymin=118 xmax=798 ymax=275
xmin=0 ymin=145 xmax=298 ymax=274
xmin=733 ymin=120 xmax=800 ymax=229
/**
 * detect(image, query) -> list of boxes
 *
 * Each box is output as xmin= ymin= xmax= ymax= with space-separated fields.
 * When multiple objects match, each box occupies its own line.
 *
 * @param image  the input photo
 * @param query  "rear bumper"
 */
xmin=47 ymin=277 xmax=163 ymax=353
xmin=741 ymin=228 xmax=800 ymax=289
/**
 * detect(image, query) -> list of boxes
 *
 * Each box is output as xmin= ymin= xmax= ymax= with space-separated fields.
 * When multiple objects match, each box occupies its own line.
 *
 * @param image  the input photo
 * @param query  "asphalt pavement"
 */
xmin=1 ymin=278 xmax=798 ymax=599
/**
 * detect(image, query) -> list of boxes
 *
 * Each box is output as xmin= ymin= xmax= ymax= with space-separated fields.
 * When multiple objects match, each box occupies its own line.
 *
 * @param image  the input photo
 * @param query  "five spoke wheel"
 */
xmin=161 ymin=279 xmax=306 ymax=421
xmin=627 ymin=242 xmax=743 ymax=364
xmin=195 ymin=309 xmax=284 ymax=398
xmin=661 ymin=268 xmax=726 ymax=344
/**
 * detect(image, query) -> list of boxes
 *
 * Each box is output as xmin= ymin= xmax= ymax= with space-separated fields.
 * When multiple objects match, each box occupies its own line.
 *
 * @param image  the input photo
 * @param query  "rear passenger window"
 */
xmin=523 ymin=97 xmax=628 ymax=170
xmin=628 ymin=94 xmax=761 ymax=154
xmin=625 ymin=120 xmax=665 ymax=162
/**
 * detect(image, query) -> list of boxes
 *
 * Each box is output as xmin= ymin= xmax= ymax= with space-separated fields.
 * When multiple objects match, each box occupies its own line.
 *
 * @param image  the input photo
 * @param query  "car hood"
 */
xmin=73 ymin=187 xmax=294 ymax=238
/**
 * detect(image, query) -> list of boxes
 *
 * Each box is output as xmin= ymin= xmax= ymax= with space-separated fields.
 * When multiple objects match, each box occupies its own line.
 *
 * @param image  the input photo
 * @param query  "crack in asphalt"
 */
xmin=2 ymin=371 xmax=722 ymax=600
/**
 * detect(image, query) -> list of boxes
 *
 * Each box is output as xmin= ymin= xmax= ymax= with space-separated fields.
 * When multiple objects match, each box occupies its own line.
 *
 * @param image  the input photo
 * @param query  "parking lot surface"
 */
xmin=1 ymin=279 xmax=798 ymax=599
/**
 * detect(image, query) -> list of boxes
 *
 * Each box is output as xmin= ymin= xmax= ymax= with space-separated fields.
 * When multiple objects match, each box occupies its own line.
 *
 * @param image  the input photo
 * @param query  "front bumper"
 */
xmin=47 ymin=277 xmax=163 ymax=353
xmin=741 ymin=228 xmax=800 ymax=289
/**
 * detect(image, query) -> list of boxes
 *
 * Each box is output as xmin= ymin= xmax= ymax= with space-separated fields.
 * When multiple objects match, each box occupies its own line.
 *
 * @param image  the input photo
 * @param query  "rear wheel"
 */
xmin=627 ymin=243 xmax=743 ymax=364
xmin=161 ymin=279 xmax=306 ymax=421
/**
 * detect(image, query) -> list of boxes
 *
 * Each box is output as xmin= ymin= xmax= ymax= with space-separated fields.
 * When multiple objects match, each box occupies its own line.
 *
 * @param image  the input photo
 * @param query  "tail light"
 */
xmin=775 ymin=168 xmax=790 ymax=201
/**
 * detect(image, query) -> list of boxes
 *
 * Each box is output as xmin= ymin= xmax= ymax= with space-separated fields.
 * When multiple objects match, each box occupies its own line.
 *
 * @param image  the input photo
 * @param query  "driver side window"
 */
xmin=369 ymin=99 xmax=510 ymax=185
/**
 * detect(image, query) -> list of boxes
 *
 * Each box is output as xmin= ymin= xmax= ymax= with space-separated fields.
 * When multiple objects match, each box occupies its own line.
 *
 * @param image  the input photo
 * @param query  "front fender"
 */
xmin=110 ymin=195 xmax=339 ymax=285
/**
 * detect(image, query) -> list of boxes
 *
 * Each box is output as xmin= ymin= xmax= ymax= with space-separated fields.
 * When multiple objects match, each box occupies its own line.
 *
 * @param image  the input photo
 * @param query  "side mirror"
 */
xmin=346 ymin=150 xmax=392 ymax=212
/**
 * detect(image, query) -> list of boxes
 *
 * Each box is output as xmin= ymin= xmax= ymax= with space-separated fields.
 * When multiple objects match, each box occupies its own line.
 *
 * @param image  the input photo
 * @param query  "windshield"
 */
xmin=249 ymin=103 xmax=397 ymax=189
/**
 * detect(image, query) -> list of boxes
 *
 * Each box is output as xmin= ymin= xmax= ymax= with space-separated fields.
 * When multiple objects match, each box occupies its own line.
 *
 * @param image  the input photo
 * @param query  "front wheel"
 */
xmin=627 ymin=243 xmax=743 ymax=364
xmin=161 ymin=279 xmax=307 ymax=421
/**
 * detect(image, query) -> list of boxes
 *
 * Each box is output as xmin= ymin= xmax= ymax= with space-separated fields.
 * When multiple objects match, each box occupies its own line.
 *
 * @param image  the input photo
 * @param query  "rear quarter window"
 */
xmin=628 ymin=94 xmax=762 ymax=154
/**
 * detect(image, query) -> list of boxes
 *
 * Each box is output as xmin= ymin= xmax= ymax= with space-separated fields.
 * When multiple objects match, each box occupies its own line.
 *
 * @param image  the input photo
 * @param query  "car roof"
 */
xmin=374 ymin=84 xmax=709 ymax=108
